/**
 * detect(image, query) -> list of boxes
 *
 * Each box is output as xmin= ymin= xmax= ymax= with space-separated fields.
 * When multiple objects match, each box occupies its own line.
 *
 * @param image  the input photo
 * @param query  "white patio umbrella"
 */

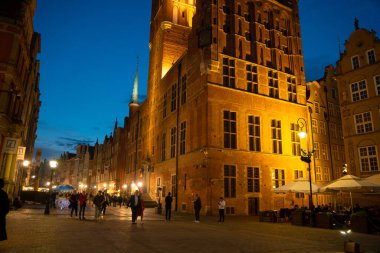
xmin=320 ymin=174 xmax=380 ymax=213
xmin=274 ymin=177 xmax=320 ymax=194
xmin=365 ymin=174 xmax=380 ymax=185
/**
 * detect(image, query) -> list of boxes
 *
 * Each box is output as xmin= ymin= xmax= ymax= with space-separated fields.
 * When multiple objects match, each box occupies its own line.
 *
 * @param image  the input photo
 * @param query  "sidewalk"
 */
xmin=1 ymin=204 xmax=379 ymax=253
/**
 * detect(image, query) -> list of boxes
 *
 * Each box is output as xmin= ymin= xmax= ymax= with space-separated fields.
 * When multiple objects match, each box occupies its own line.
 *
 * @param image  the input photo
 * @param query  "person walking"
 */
xmin=137 ymin=197 xmax=145 ymax=224
xmin=165 ymin=192 xmax=173 ymax=221
xmin=93 ymin=191 xmax=104 ymax=220
xmin=193 ymin=194 xmax=201 ymax=223
xmin=0 ymin=179 xmax=9 ymax=241
xmin=218 ymin=197 xmax=226 ymax=222
xmin=127 ymin=190 xmax=140 ymax=224
xmin=69 ymin=191 xmax=79 ymax=217
xmin=78 ymin=192 xmax=87 ymax=220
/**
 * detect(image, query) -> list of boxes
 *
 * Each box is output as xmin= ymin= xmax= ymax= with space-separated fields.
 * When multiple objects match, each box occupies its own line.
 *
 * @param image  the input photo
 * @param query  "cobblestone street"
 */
xmin=0 ymin=205 xmax=379 ymax=253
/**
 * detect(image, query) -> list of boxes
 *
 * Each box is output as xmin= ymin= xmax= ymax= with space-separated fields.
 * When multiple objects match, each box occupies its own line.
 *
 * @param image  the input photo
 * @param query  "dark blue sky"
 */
xmin=33 ymin=0 xmax=380 ymax=160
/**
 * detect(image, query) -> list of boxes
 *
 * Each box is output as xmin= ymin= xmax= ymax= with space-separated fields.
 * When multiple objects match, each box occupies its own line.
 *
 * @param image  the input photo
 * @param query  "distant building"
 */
xmin=0 ymin=0 xmax=41 ymax=199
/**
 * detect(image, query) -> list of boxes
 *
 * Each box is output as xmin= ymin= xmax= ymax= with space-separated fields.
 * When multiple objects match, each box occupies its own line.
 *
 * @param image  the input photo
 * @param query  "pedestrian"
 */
xmin=127 ymin=190 xmax=140 ymax=224
xmin=137 ymin=197 xmax=145 ymax=224
xmin=218 ymin=197 xmax=225 ymax=222
xmin=0 ymin=179 xmax=10 ymax=241
xmin=78 ymin=192 xmax=87 ymax=220
xmin=69 ymin=191 xmax=78 ymax=217
xmin=165 ymin=192 xmax=173 ymax=221
xmin=93 ymin=190 xmax=104 ymax=220
xmin=193 ymin=194 xmax=201 ymax=223
xmin=101 ymin=192 xmax=109 ymax=215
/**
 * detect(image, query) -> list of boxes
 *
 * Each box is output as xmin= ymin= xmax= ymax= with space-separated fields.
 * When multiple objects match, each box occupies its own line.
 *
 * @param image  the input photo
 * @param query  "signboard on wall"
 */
xmin=16 ymin=146 xmax=26 ymax=160
xmin=2 ymin=137 xmax=19 ymax=154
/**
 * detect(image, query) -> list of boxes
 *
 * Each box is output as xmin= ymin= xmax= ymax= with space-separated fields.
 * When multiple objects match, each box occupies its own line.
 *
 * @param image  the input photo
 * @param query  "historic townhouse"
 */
xmin=335 ymin=21 xmax=380 ymax=178
xmin=0 ymin=0 xmax=41 ymax=199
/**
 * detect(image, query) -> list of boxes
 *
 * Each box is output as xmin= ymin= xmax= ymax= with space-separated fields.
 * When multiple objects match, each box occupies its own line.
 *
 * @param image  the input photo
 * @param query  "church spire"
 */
xmin=131 ymin=59 xmax=138 ymax=104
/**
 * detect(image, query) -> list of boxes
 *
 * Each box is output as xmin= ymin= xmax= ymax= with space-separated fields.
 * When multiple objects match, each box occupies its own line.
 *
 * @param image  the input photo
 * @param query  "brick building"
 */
xmin=0 ymin=0 xmax=41 ymax=199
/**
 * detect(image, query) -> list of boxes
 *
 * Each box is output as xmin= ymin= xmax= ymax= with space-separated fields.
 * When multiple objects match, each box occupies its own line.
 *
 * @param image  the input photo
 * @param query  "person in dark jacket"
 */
xmin=127 ymin=190 xmax=140 ymax=224
xmin=193 ymin=194 xmax=201 ymax=222
xmin=0 ymin=179 xmax=10 ymax=241
xmin=165 ymin=192 xmax=173 ymax=221
xmin=78 ymin=192 xmax=87 ymax=220
xmin=69 ymin=191 xmax=79 ymax=217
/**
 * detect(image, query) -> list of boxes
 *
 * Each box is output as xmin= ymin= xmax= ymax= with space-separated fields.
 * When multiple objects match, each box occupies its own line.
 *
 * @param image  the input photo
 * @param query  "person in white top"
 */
xmin=218 ymin=197 xmax=226 ymax=222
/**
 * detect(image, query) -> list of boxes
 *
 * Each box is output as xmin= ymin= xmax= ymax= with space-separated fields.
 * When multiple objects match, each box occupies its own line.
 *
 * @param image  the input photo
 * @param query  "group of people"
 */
xmin=67 ymin=191 xmax=88 ymax=220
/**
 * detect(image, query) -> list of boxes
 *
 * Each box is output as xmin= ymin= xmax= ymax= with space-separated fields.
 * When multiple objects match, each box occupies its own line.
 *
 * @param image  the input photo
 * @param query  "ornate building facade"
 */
xmin=0 ymin=0 xmax=41 ymax=199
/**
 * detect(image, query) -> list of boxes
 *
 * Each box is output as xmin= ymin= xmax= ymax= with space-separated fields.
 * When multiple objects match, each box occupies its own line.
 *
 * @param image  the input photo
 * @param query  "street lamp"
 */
xmin=44 ymin=160 xmax=58 ymax=215
xmin=297 ymin=118 xmax=314 ymax=212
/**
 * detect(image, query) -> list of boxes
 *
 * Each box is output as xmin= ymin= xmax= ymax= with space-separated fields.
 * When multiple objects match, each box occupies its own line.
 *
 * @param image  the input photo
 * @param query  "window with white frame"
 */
xmin=294 ymin=170 xmax=303 ymax=179
xmin=319 ymin=121 xmax=326 ymax=135
xmin=315 ymin=166 xmax=321 ymax=181
xmin=321 ymin=143 xmax=328 ymax=160
xmin=359 ymin=146 xmax=379 ymax=172
xmin=351 ymin=80 xmax=368 ymax=102
xmin=375 ymin=75 xmax=380 ymax=95
xmin=323 ymin=167 xmax=330 ymax=181
xmin=332 ymin=145 xmax=339 ymax=160
xmin=352 ymin=55 xmax=360 ymax=70
xmin=272 ymin=168 xmax=285 ymax=188
xmin=314 ymin=142 xmax=320 ymax=159
xmin=367 ymin=49 xmax=376 ymax=64
xmin=312 ymin=119 xmax=318 ymax=134
xmin=271 ymin=119 xmax=282 ymax=154
xmin=354 ymin=112 xmax=373 ymax=134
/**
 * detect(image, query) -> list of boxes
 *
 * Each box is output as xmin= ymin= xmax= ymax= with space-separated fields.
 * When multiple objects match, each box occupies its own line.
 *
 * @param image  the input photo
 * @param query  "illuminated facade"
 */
xmin=0 ymin=0 xmax=41 ymax=198
xmin=335 ymin=22 xmax=380 ymax=178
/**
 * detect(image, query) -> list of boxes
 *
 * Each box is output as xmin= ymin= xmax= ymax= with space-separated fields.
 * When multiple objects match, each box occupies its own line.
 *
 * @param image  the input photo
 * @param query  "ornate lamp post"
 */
xmin=44 ymin=160 xmax=58 ymax=215
xmin=297 ymin=118 xmax=314 ymax=211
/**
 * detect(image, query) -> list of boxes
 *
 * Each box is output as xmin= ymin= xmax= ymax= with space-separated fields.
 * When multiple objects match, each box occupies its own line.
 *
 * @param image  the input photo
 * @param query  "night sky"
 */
xmin=33 ymin=0 xmax=380 ymax=160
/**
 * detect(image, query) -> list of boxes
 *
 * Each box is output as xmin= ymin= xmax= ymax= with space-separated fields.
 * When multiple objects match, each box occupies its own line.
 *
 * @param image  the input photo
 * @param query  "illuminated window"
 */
xmin=224 ymin=165 xmax=236 ymax=197
xmin=359 ymin=146 xmax=379 ymax=172
xmin=354 ymin=112 xmax=373 ymax=134
xmin=290 ymin=123 xmax=300 ymax=156
xmin=330 ymin=123 xmax=337 ymax=138
xmin=272 ymin=168 xmax=285 ymax=188
xmin=180 ymin=121 xmax=186 ymax=155
xmin=224 ymin=111 xmax=237 ymax=149
xmin=170 ymin=127 xmax=176 ymax=158
xmin=268 ymin=70 xmax=279 ymax=98
xmin=248 ymin=115 xmax=260 ymax=151
xmin=246 ymin=64 xmax=258 ymax=93
xmin=352 ymin=55 xmax=360 ymax=70
xmin=247 ymin=167 xmax=260 ymax=192
xmin=351 ymin=80 xmax=368 ymax=102
xmin=271 ymin=119 xmax=282 ymax=154
xmin=223 ymin=58 xmax=235 ymax=88
xmin=287 ymin=76 xmax=297 ymax=102
xmin=367 ymin=49 xmax=376 ymax=64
